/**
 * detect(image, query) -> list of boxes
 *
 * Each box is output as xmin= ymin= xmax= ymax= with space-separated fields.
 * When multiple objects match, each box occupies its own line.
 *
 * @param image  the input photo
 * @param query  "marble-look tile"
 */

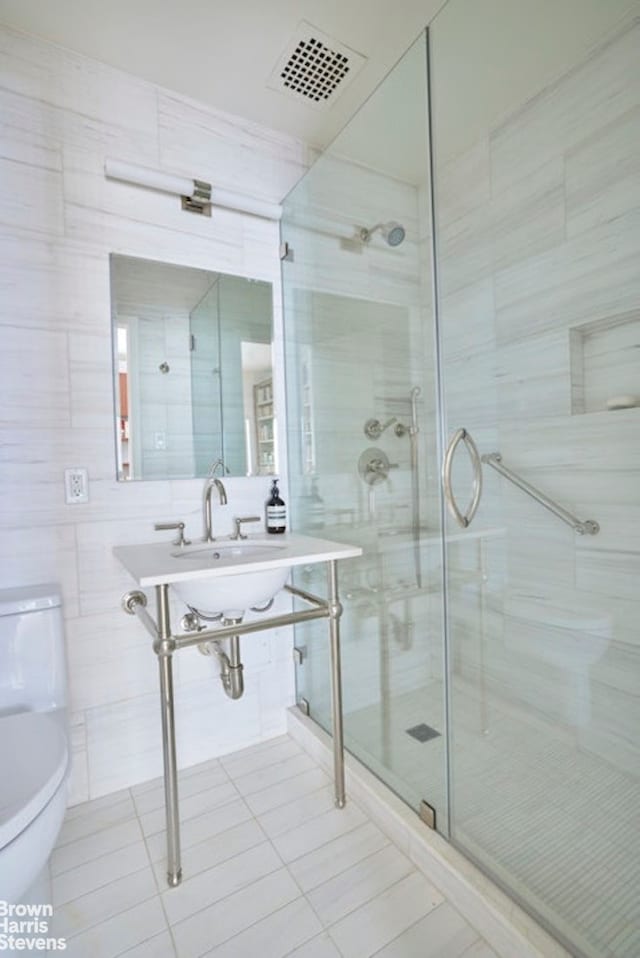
xmin=50 ymin=818 xmax=144 ymax=877
xmin=328 ymin=870 xmax=444 ymax=958
xmin=204 ymin=897 xmax=322 ymax=958
xmin=54 ymin=866 xmax=157 ymax=940
xmin=271 ymin=802 xmax=367 ymax=863
xmin=307 ymin=843 xmax=414 ymax=926
xmin=490 ymin=21 xmax=640 ymax=192
xmin=51 ymin=839 xmax=151 ymax=906
xmin=171 ymin=868 xmax=301 ymax=958
xmin=57 ymin=790 xmax=136 ymax=846
xmin=144 ymin=798 xmax=254 ymax=865
xmin=118 ymin=933 xmax=177 ymax=958
xmin=0 ymin=154 xmax=64 ymax=237
xmin=284 ymin=935 xmax=342 ymax=958
xmin=150 ymin=818 xmax=266 ymax=886
xmin=372 ymin=901 xmax=479 ymax=957
xmin=244 ymin=766 xmax=332 ymax=816
xmin=161 ymin=841 xmax=281 ymax=926
xmin=565 ymin=106 xmax=640 ymax=238
xmin=62 ymin=897 xmax=168 ymax=958
xmin=219 ymin=734 xmax=301 ymax=780
xmin=257 ymin=785 xmax=336 ymax=839
xmin=232 ymin=751 xmax=317 ymax=797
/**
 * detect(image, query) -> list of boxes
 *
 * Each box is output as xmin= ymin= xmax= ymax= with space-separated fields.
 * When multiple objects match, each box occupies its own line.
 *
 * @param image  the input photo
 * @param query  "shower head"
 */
xmin=358 ymin=221 xmax=406 ymax=247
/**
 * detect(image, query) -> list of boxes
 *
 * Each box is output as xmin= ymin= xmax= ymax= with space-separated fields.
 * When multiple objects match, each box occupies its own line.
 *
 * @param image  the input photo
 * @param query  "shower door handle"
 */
xmin=442 ymin=428 xmax=483 ymax=528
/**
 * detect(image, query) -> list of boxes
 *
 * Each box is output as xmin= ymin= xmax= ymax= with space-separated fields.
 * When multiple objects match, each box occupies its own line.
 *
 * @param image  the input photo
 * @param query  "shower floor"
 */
xmin=343 ymin=680 xmax=640 ymax=958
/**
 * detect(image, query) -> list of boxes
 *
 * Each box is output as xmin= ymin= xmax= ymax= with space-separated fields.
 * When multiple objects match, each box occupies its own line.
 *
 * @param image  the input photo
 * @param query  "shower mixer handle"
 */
xmin=364 ymin=417 xmax=397 ymax=440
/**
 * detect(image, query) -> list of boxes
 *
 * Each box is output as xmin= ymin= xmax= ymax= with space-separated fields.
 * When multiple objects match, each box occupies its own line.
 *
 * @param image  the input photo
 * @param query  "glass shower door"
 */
xmin=430 ymin=2 xmax=640 ymax=955
xmin=282 ymin=34 xmax=450 ymax=826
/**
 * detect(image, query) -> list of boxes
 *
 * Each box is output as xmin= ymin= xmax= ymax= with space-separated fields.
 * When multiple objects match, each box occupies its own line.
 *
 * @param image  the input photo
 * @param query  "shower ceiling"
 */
xmin=0 ymin=0 xmax=448 ymax=149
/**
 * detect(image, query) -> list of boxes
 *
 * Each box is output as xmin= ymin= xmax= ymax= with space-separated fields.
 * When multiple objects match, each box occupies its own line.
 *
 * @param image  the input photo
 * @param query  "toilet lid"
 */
xmin=0 ymin=712 xmax=68 ymax=849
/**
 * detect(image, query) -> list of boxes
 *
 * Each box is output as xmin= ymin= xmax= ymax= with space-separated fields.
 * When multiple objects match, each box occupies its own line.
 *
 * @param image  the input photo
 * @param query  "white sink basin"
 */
xmin=169 ymin=540 xmax=289 ymax=615
xmin=114 ymin=532 xmax=363 ymax=621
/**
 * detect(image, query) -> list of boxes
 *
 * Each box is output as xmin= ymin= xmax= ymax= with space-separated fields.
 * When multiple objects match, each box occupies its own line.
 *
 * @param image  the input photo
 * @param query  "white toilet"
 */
xmin=0 ymin=584 xmax=70 ymax=904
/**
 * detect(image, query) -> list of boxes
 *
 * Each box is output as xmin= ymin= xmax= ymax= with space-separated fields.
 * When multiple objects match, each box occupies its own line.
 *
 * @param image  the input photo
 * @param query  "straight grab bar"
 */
xmin=481 ymin=452 xmax=599 ymax=536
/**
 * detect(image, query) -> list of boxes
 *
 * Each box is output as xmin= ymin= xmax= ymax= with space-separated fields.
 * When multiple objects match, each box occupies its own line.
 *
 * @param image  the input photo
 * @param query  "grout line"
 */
xmin=296 ymin=835 xmax=396 ymax=901
xmin=52 ymin=818 xmax=146 ymax=879
xmin=367 ymin=900 xmax=453 ymax=957
xmin=58 ymin=865 xmax=158 ymax=942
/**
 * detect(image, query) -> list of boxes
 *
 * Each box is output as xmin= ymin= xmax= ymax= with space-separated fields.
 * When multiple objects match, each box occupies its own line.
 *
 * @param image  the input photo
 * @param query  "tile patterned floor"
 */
xmin=50 ymin=734 xmax=499 ymax=958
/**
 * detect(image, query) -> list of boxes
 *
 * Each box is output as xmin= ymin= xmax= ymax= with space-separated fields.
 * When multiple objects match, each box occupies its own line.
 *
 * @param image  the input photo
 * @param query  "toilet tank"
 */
xmin=0 ymin=584 xmax=67 ymax=716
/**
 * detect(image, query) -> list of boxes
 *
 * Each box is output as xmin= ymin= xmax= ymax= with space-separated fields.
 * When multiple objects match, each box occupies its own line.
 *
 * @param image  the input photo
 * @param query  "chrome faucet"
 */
xmin=202 ymin=477 xmax=227 ymax=541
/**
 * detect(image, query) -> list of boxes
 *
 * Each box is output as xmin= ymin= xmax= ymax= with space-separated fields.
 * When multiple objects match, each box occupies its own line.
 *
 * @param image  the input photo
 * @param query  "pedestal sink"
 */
xmin=169 ymin=539 xmax=289 ymax=615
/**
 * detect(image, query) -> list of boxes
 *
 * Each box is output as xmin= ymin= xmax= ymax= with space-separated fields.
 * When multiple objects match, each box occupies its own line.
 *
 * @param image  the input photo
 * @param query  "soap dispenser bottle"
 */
xmin=266 ymin=479 xmax=286 ymax=534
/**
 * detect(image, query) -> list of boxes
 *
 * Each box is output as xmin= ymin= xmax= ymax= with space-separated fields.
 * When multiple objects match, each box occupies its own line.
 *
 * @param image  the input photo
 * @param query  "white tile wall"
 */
xmin=0 ymin=23 xmax=311 ymax=803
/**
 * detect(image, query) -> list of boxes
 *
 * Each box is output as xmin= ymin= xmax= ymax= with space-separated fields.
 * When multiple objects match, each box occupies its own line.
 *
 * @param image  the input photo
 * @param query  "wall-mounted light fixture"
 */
xmin=104 ymin=160 xmax=283 ymax=221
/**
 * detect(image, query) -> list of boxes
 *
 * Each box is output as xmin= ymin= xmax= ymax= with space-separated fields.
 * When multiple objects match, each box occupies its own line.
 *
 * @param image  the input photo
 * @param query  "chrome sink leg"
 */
xmin=155 ymin=584 xmax=182 ymax=887
xmin=328 ymin=560 xmax=346 ymax=808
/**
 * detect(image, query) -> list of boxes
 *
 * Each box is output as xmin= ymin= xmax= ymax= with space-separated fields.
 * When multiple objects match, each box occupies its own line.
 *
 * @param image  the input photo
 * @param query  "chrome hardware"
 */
xmin=120 ymin=557 xmax=348 ymax=887
xmin=298 ymin=697 xmax=310 ymax=716
xmin=442 ymin=428 xmax=483 ymax=528
xmin=482 ymin=452 xmax=600 ymax=535
xmin=230 ymin=515 xmax=261 ymax=540
xmin=279 ymin=241 xmax=294 ymax=261
xmin=154 ymin=521 xmax=191 ymax=547
xmin=206 ymin=457 xmax=229 ymax=477
xmin=181 ymin=612 xmax=205 ymax=633
xmin=202 ymin=477 xmax=227 ymax=542
xmin=293 ymin=645 xmax=307 ymax=665
xmin=419 ymin=800 xmax=436 ymax=830
xmin=180 ymin=178 xmax=212 ymax=216
xmin=364 ymin=416 xmax=397 ymax=440
xmin=250 ymin=598 xmax=274 ymax=613
xmin=158 ymin=361 xmax=170 ymax=374
xmin=358 ymin=447 xmax=399 ymax=486
xmin=394 ymin=422 xmax=408 ymax=437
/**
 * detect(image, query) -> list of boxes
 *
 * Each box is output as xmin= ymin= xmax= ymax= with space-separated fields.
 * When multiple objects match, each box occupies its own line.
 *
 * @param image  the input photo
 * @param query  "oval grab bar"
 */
xmin=442 ymin=428 xmax=483 ymax=528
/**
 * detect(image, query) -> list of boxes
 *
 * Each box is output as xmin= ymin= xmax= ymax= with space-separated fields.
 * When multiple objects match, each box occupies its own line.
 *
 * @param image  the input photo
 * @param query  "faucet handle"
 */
xmin=154 ymin=521 xmax=191 ymax=547
xmin=231 ymin=516 xmax=261 ymax=540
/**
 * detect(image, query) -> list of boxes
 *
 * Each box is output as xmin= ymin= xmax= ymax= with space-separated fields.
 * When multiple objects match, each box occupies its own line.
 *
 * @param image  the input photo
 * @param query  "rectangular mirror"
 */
xmin=110 ymin=254 xmax=276 ymax=480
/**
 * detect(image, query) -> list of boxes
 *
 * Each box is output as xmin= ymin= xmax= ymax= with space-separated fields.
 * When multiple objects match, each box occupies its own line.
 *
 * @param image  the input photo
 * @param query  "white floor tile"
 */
xmin=245 ymin=766 xmax=330 ymax=816
xmin=161 ymin=841 xmax=282 ymax=925
xmin=171 ymin=869 xmax=301 ymax=958
xmin=233 ymin=752 xmax=316 ymax=796
xmin=204 ymin=897 xmax=322 ymax=958
xmin=51 ymin=819 xmax=144 ymax=876
xmin=271 ymin=802 xmax=367 ymax=863
xmin=119 ymin=932 xmax=177 ymax=957
xmin=52 ymin=840 xmax=152 ymax=906
xmin=284 ymin=934 xmax=342 ymax=958
xmin=57 ymin=793 xmax=137 ymax=847
xmin=54 ymin=867 xmax=157 ymax=940
xmin=257 ymin=785 xmax=335 ymax=838
xmin=145 ymin=798 xmax=253 ymax=863
xmin=328 ymin=871 xmax=444 ymax=958
xmin=307 ymin=844 xmax=415 ymax=926
xmin=138 ymin=781 xmax=238 ymax=837
xmin=62 ymin=897 xmax=168 ymax=958
xmin=461 ymin=941 xmax=500 ymax=958
xmin=288 ymin=821 xmax=390 ymax=893
xmin=133 ymin=762 xmax=230 ymax=817
xmin=220 ymin=735 xmax=302 ymax=780
xmin=371 ymin=902 xmax=480 ymax=957
xmin=151 ymin=818 xmax=266 ymax=885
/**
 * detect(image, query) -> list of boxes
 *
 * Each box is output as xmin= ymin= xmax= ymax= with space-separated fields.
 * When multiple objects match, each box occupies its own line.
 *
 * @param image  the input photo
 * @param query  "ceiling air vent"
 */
xmin=268 ymin=22 xmax=366 ymax=109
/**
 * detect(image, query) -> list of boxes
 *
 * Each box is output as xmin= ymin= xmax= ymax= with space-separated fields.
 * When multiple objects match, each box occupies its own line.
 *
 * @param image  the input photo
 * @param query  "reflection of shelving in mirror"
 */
xmin=254 ymin=376 xmax=275 ymax=474
xmin=118 ymin=345 xmax=130 ymax=479
xmin=301 ymin=348 xmax=315 ymax=475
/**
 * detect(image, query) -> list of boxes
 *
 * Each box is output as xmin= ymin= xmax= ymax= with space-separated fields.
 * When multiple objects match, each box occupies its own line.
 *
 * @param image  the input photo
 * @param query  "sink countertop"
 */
xmin=113 ymin=533 xmax=363 ymax=588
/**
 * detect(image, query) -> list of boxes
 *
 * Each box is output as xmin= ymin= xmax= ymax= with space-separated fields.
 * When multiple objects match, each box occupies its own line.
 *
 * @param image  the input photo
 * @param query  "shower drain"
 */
xmin=406 ymin=723 xmax=441 ymax=743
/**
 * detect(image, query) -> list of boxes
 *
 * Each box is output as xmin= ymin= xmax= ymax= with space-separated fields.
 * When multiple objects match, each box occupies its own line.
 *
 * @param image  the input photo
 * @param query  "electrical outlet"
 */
xmin=64 ymin=468 xmax=89 ymax=504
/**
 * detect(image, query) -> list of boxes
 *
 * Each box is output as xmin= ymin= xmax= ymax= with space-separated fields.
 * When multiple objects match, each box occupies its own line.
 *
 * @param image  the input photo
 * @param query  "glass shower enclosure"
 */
xmin=281 ymin=4 xmax=640 ymax=957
